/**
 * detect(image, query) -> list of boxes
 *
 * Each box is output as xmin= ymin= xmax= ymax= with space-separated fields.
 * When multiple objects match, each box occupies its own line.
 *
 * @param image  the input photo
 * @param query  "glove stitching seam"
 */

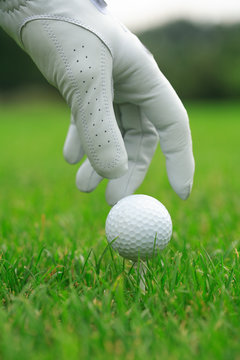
xmin=19 ymin=15 xmax=113 ymax=56
xmin=41 ymin=20 xmax=96 ymax=164
xmin=99 ymin=43 xmax=121 ymax=170
xmin=41 ymin=20 xmax=119 ymax=173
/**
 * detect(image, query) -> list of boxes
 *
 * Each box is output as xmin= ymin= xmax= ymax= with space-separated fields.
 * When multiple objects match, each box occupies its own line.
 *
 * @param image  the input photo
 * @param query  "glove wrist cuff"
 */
xmin=0 ymin=0 xmax=32 ymax=46
xmin=0 ymin=0 xmax=111 ymax=48
xmin=0 ymin=0 xmax=29 ymax=12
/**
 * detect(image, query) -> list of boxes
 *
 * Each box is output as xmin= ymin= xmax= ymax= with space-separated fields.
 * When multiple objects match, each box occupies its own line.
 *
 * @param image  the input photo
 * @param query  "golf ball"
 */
xmin=105 ymin=194 xmax=172 ymax=261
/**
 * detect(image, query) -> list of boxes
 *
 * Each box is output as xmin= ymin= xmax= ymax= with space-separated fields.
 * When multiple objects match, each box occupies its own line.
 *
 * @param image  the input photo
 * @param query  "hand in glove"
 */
xmin=0 ymin=0 xmax=195 ymax=205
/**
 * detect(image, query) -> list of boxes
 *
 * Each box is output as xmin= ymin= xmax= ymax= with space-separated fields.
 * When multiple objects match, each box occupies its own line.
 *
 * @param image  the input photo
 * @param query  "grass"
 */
xmin=0 ymin=98 xmax=239 ymax=359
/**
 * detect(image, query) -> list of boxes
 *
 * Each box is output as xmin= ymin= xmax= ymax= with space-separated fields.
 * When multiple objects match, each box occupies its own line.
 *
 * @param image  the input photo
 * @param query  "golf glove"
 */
xmin=0 ymin=0 xmax=195 ymax=205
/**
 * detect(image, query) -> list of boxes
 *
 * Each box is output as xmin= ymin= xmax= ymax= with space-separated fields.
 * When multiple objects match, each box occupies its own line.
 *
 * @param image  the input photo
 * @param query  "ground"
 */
xmin=0 ymin=99 xmax=239 ymax=359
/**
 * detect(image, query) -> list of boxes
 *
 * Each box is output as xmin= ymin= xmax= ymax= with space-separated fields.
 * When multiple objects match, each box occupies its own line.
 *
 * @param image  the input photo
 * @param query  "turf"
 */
xmin=0 ymin=98 xmax=239 ymax=360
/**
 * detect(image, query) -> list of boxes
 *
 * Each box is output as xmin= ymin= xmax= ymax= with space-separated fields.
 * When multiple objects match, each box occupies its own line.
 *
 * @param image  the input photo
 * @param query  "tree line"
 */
xmin=0 ymin=20 xmax=240 ymax=99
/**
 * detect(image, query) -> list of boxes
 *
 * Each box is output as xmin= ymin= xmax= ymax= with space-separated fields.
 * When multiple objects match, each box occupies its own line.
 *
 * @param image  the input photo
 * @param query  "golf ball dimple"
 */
xmin=105 ymin=194 xmax=172 ymax=261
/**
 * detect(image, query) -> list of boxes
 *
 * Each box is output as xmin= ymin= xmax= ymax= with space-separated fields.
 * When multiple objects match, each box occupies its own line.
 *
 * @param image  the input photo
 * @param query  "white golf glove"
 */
xmin=0 ymin=0 xmax=195 ymax=205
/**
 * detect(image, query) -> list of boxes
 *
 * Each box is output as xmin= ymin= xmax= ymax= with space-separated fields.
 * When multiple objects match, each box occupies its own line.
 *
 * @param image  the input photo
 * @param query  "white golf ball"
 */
xmin=105 ymin=194 xmax=172 ymax=261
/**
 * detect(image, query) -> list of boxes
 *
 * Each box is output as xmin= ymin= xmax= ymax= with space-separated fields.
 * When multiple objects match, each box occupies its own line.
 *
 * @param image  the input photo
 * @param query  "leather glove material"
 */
xmin=0 ymin=0 xmax=195 ymax=204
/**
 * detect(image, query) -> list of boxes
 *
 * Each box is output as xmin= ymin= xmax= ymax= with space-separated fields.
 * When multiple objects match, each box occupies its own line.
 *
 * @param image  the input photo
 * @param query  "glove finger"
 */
xmin=76 ymin=158 xmax=103 ymax=193
xmin=75 ymin=105 xmax=124 ymax=194
xmin=144 ymin=75 xmax=195 ymax=200
xmin=67 ymin=23 xmax=128 ymax=179
xmin=114 ymin=44 xmax=194 ymax=200
xmin=106 ymin=104 xmax=159 ymax=206
xmin=63 ymin=115 xmax=85 ymax=164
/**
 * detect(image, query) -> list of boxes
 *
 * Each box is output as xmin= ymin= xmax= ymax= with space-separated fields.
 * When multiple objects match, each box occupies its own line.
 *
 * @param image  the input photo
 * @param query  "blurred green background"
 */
xmin=0 ymin=17 xmax=240 ymax=360
xmin=1 ymin=20 xmax=240 ymax=100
